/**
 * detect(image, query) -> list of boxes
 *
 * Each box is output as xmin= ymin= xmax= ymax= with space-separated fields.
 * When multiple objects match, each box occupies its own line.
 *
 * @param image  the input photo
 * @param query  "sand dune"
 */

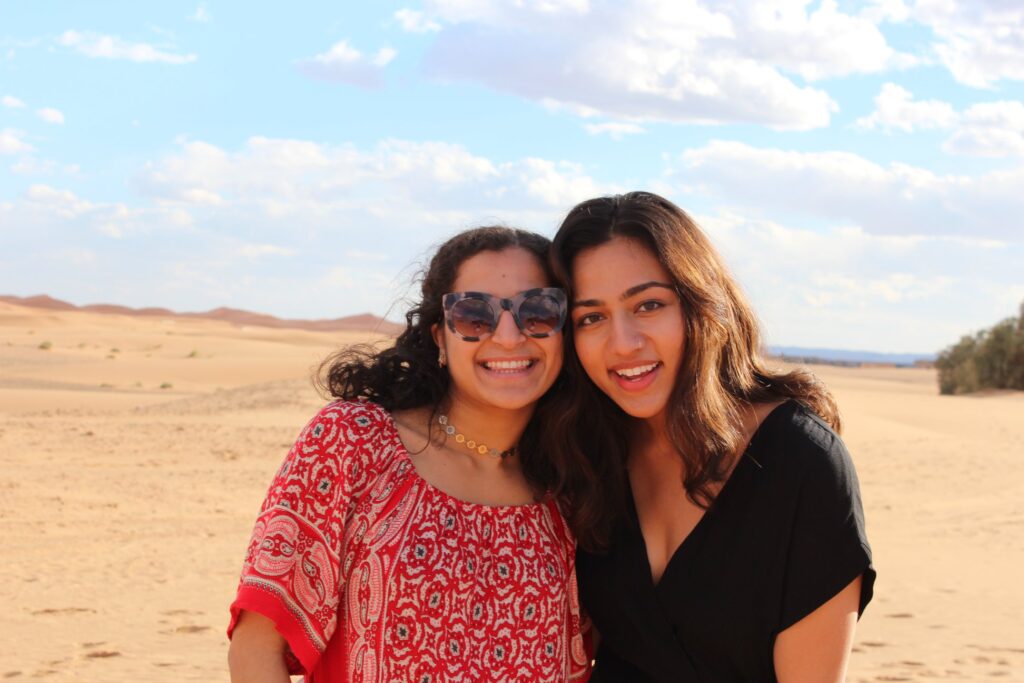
xmin=1 ymin=301 xmax=1022 ymax=681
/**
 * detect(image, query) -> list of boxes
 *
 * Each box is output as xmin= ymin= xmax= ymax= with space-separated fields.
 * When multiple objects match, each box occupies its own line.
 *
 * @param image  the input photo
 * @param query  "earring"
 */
xmin=438 ymin=348 xmax=447 ymax=367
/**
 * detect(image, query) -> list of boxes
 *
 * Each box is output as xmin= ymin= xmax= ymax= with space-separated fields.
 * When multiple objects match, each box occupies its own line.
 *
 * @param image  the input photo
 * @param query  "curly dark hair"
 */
xmin=316 ymin=225 xmax=574 ymax=503
xmin=548 ymin=191 xmax=841 ymax=551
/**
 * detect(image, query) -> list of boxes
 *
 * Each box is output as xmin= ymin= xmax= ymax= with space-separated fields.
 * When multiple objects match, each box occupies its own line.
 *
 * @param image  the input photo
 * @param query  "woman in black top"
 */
xmin=544 ymin=191 xmax=875 ymax=682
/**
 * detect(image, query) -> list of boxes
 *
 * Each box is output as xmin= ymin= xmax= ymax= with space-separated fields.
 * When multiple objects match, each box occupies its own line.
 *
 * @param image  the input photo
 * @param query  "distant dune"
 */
xmin=0 ymin=293 xmax=404 ymax=335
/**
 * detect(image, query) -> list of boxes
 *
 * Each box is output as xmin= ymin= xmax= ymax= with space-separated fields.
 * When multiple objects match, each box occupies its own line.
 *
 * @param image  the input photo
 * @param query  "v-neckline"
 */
xmin=628 ymin=401 xmax=789 ymax=590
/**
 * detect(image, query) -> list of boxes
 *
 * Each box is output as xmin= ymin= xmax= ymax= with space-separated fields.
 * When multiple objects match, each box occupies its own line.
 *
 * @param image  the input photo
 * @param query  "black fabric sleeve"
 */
xmin=778 ymin=422 xmax=875 ymax=632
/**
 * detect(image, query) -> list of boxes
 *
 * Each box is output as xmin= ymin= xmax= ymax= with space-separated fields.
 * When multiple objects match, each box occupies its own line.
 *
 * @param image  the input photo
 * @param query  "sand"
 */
xmin=1 ymin=300 xmax=1021 ymax=681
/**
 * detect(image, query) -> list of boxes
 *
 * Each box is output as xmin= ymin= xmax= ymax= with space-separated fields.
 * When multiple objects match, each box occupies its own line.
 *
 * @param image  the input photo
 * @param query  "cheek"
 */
xmin=656 ymin=319 xmax=686 ymax=366
xmin=541 ymin=337 xmax=564 ymax=374
xmin=572 ymin=335 xmax=605 ymax=381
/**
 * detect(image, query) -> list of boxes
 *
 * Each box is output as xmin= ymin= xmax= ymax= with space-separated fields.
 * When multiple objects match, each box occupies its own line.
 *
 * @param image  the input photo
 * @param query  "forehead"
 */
xmin=451 ymin=247 xmax=548 ymax=296
xmin=572 ymin=237 xmax=672 ymax=297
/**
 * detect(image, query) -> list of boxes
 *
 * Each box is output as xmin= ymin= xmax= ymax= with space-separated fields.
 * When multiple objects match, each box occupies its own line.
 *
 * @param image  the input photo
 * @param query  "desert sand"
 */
xmin=1 ymin=300 xmax=1022 ymax=681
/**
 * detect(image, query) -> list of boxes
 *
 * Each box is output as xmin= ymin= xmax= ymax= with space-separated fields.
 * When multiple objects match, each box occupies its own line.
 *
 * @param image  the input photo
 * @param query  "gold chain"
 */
xmin=437 ymin=414 xmax=517 ymax=459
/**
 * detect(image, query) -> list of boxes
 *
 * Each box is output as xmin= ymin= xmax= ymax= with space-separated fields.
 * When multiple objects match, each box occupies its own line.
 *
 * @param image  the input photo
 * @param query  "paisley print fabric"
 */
xmin=228 ymin=400 xmax=590 ymax=682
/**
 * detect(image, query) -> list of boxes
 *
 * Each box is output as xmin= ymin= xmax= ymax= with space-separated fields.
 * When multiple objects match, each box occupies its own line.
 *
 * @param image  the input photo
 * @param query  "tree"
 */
xmin=936 ymin=300 xmax=1024 ymax=394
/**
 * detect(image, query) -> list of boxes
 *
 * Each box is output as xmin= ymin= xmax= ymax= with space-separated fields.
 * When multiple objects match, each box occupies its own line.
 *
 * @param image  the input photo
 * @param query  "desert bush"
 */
xmin=937 ymin=302 xmax=1024 ymax=394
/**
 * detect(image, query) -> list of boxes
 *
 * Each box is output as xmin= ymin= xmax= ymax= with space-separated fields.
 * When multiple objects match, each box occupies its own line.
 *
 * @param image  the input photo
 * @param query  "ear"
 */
xmin=431 ymin=322 xmax=444 ymax=352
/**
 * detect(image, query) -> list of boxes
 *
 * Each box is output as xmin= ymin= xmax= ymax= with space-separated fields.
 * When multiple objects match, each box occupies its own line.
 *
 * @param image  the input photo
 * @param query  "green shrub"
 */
xmin=937 ymin=302 xmax=1024 ymax=394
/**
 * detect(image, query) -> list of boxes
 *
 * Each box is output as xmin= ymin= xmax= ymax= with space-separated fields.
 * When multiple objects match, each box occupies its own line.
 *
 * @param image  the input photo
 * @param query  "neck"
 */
xmin=632 ymin=410 xmax=683 ymax=467
xmin=441 ymin=392 xmax=534 ymax=460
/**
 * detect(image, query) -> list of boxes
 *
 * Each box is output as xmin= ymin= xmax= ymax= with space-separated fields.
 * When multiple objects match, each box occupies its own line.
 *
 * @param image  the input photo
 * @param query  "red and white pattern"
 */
xmin=229 ymin=400 xmax=590 ymax=682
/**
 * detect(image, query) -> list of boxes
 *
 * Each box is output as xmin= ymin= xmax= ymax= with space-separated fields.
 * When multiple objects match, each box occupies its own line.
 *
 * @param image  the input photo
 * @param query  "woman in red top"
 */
xmin=228 ymin=227 xmax=591 ymax=682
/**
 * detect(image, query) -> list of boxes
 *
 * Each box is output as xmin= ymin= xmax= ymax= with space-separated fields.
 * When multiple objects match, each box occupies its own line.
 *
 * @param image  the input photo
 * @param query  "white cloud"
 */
xmin=583 ymin=122 xmax=645 ymax=139
xmin=854 ymin=84 xmax=1024 ymax=158
xmin=697 ymin=210 xmax=1023 ymax=352
xmin=22 ymin=184 xmax=96 ymax=219
xmin=676 ymin=140 xmax=1024 ymax=240
xmin=861 ymin=0 xmax=912 ymax=23
xmin=394 ymin=9 xmax=442 ymax=33
xmin=516 ymin=158 xmax=603 ymax=206
xmin=134 ymin=137 xmax=613 ymax=221
xmin=909 ymin=0 xmax=1024 ymax=88
xmin=2 ymin=95 xmax=25 ymax=109
xmin=416 ymin=0 xmax=915 ymax=129
xmin=297 ymin=41 xmax=396 ymax=88
xmin=9 ymin=158 xmax=80 ymax=176
xmin=0 ymin=129 xmax=33 ymax=155
xmin=855 ymin=82 xmax=957 ymax=131
xmin=189 ymin=4 xmax=211 ymax=22
xmin=36 ymin=107 xmax=65 ymax=125
xmin=733 ymin=0 xmax=917 ymax=81
xmin=238 ymin=243 xmax=296 ymax=259
xmin=57 ymin=30 xmax=197 ymax=65
xmin=944 ymin=101 xmax=1024 ymax=158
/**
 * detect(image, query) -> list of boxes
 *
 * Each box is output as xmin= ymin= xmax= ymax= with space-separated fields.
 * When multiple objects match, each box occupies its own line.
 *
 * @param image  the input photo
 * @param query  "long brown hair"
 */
xmin=548 ymin=191 xmax=840 ymax=551
xmin=316 ymin=225 xmax=580 ymax=506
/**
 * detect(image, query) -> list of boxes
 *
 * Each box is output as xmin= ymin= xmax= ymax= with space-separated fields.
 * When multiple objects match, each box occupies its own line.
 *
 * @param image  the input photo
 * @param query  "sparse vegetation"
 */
xmin=186 ymin=349 xmax=200 ymax=358
xmin=38 ymin=340 xmax=52 ymax=350
xmin=160 ymin=382 xmax=173 ymax=389
xmin=936 ymin=300 xmax=1024 ymax=395
xmin=110 ymin=347 xmax=120 ymax=353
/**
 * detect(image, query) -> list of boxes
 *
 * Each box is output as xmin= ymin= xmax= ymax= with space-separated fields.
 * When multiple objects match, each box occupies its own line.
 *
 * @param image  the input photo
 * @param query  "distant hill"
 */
xmin=768 ymin=345 xmax=935 ymax=367
xmin=0 ymin=294 xmax=404 ymax=336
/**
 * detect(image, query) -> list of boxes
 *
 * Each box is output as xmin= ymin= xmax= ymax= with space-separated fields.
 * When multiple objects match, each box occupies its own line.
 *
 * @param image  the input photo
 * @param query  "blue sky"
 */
xmin=2 ymin=0 xmax=1023 ymax=354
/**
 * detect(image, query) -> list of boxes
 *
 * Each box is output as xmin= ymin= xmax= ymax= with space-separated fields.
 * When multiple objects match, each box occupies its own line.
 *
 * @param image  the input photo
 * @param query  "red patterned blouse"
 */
xmin=228 ymin=400 xmax=591 ymax=682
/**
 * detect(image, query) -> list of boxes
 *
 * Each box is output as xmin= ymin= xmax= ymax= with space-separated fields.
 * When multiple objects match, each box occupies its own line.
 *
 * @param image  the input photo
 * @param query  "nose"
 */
xmin=609 ymin=314 xmax=643 ymax=356
xmin=490 ymin=309 xmax=526 ymax=347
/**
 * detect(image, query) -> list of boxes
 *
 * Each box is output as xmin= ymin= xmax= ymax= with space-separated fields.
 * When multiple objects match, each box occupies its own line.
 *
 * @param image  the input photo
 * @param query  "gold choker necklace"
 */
xmin=437 ymin=414 xmax=517 ymax=460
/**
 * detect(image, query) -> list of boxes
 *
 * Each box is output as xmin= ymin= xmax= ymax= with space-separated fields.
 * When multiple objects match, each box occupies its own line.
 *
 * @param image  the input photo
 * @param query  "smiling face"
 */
xmin=433 ymin=247 xmax=564 ymax=415
xmin=570 ymin=236 xmax=685 ymax=424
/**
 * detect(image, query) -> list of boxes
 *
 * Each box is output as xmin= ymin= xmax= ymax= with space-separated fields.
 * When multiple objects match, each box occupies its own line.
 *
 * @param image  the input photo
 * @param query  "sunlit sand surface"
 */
xmin=1 ymin=301 xmax=1021 ymax=681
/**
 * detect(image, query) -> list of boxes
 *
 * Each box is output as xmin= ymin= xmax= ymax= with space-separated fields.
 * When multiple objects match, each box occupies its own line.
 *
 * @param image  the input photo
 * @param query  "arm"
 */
xmin=228 ymin=610 xmax=291 ymax=683
xmin=774 ymin=575 xmax=862 ymax=683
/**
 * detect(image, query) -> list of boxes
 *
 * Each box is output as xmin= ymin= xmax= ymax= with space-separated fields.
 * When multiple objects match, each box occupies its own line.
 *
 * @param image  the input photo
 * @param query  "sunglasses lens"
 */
xmin=518 ymin=294 xmax=563 ymax=336
xmin=450 ymin=298 xmax=495 ymax=338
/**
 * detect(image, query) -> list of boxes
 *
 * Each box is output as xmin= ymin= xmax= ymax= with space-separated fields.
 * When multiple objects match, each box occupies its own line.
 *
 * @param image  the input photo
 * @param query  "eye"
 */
xmin=574 ymin=312 xmax=604 ymax=328
xmin=636 ymin=300 xmax=665 ymax=314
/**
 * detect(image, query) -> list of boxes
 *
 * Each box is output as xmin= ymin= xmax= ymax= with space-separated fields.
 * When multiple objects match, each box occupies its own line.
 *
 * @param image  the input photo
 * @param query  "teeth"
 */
xmin=484 ymin=360 xmax=532 ymax=370
xmin=615 ymin=362 xmax=658 ymax=378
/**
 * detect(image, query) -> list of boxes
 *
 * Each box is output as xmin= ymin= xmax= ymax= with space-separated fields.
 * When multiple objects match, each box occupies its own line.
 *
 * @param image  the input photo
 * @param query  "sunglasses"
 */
xmin=442 ymin=288 xmax=567 ymax=341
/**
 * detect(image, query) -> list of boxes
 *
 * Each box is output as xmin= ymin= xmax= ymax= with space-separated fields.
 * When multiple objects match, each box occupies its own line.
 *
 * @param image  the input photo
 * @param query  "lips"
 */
xmin=614 ymin=362 xmax=658 ymax=379
xmin=480 ymin=359 xmax=536 ymax=374
xmin=609 ymin=361 xmax=661 ymax=391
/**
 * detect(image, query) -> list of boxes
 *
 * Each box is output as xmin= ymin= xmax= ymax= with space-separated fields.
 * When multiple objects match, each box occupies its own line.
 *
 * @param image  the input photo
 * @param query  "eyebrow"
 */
xmin=573 ymin=281 xmax=676 ymax=308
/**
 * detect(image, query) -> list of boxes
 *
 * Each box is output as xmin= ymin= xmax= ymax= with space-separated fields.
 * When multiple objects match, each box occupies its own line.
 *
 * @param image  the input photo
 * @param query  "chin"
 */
xmin=478 ymin=390 xmax=549 ymax=412
xmin=607 ymin=396 xmax=668 ymax=421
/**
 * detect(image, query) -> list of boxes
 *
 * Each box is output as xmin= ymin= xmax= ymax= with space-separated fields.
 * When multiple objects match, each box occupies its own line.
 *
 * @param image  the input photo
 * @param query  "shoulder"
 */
xmin=293 ymin=400 xmax=403 ymax=477
xmin=755 ymin=401 xmax=857 ymax=489
xmin=301 ymin=399 xmax=395 ymax=443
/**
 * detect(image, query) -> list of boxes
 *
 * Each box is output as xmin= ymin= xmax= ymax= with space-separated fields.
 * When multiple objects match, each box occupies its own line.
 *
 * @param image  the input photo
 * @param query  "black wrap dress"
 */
xmin=577 ymin=401 xmax=876 ymax=682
